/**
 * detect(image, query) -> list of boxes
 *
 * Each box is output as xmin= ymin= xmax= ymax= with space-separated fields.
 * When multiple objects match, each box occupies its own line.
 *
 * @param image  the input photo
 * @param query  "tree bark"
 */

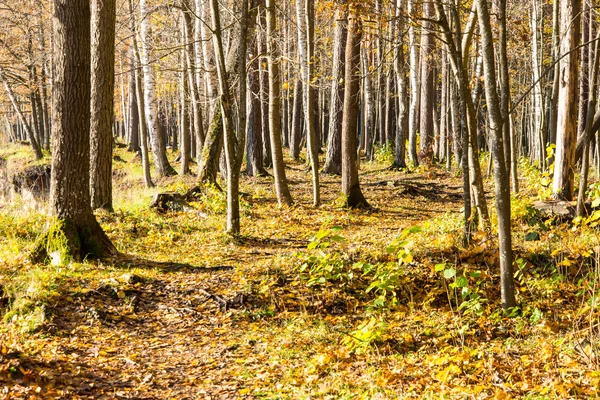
xmin=246 ymin=47 xmax=268 ymax=177
xmin=304 ymin=0 xmax=320 ymax=206
xmin=552 ymin=0 xmax=581 ymax=200
xmin=0 ymin=68 xmax=43 ymax=160
xmin=32 ymin=0 xmax=118 ymax=264
xmin=90 ymin=0 xmax=116 ymax=211
xmin=139 ymin=0 xmax=177 ymax=177
xmin=418 ymin=0 xmax=435 ymax=162
xmin=407 ymin=0 xmax=419 ymax=166
xmin=179 ymin=15 xmax=191 ymax=175
xmin=265 ymin=0 xmax=293 ymax=206
xmin=476 ymin=0 xmax=516 ymax=310
xmin=323 ymin=4 xmax=347 ymax=174
xmin=342 ymin=14 xmax=368 ymax=209
xmin=129 ymin=0 xmax=154 ymax=188
xmin=393 ymin=0 xmax=408 ymax=169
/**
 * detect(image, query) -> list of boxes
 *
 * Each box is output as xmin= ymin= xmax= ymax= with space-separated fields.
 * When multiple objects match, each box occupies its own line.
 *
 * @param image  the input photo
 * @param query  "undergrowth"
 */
xmin=2 ymin=143 xmax=600 ymax=397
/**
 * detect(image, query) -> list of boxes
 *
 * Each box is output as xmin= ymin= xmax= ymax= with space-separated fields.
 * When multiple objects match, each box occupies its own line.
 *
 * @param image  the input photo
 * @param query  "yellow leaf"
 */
xmin=435 ymin=364 xmax=461 ymax=382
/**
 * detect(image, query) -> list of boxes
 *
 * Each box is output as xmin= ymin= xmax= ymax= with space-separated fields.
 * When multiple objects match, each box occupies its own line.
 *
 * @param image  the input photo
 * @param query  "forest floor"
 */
xmin=1 ymin=144 xmax=600 ymax=399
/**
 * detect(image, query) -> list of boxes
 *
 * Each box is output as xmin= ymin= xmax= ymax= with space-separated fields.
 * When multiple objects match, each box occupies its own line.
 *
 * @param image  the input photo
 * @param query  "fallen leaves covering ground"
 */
xmin=1 ymin=147 xmax=600 ymax=399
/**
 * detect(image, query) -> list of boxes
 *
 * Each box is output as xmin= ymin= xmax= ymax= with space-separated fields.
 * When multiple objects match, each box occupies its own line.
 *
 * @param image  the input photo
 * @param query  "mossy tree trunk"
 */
xmin=31 ymin=0 xmax=118 ymax=264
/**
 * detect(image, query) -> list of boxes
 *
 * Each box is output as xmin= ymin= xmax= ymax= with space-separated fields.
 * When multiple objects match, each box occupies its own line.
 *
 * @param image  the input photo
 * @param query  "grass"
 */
xmin=1 ymin=143 xmax=600 ymax=398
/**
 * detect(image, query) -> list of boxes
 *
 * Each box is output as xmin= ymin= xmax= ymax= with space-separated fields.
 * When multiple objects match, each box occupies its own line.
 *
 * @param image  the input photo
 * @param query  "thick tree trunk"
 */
xmin=32 ymin=0 xmax=118 ymax=264
xmin=90 ymin=0 xmax=116 ymax=211
xmin=197 ymin=104 xmax=224 ymax=186
xmin=342 ymin=14 xmax=368 ymax=209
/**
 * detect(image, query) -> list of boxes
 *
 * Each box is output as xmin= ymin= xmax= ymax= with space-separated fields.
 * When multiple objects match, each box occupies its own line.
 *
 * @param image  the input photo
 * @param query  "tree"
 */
xmin=341 ymin=12 xmax=368 ymax=209
xmin=90 ymin=0 xmax=116 ymax=211
xmin=209 ymin=0 xmax=249 ymax=235
xmin=392 ymin=0 xmax=407 ymax=169
xmin=552 ymin=0 xmax=581 ymax=200
xmin=31 ymin=0 xmax=118 ymax=263
xmin=265 ymin=0 xmax=293 ymax=206
xmin=323 ymin=1 xmax=347 ymax=175
xmin=418 ymin=0 xmax=435 ymax=163
xmin=179 ymin=15 xmax=191 ymax=175
xmin=476 ymin=0 xmax=516 ymax=310
xmin=139 ymin=0 xmax=177 ymax=177
xmin=246 ymin=45 xmax=268 ymax=177
xmin=407 ymin=0 xmax=419 ymax=166
xmin=128 ymin=0 xmax=154 ymax=188
xmin=303 ymin=0 xmax=320 ymax=206
xmin=0 ymin=66 xmax=44 ymax=160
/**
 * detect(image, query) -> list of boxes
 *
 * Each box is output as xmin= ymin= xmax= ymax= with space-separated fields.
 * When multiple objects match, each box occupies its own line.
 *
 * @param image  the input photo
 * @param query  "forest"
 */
xmin=0 ymin=0 xmax=599 ymax=397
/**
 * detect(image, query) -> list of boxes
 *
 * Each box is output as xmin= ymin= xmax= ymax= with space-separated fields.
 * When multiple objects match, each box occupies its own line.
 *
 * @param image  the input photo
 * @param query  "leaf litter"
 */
xmin=1 ymin=151 xmax=600 ymax=398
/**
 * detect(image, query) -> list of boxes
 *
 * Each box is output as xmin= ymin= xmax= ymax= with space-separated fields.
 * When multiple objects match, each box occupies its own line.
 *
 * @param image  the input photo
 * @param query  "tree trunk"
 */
xmin=246 ymin=44 xmax=268 ymax=177
xmin=418 ymin=0 xmax=435 ymax=162
xmin=304 ymin=0 xmax=320 ymax=206
xmin=407 ymin=0 xmax=419 ymax=166
xmin=129 ymin=0 xmax=154 ymax=188
xmin=32 ymin=0 xmax=118 ymax=264
xmin=182 ymin=0 xmax=205 ymax=160
xmin=258 ymin=7 xmax=273 ymax=168
xmin=179 ymin=16 xmax=191 ymax=175
xmin=323 ymin=3 xmax=347 ymax=175
xmin=139 ymin=0 xmax=177 ymax=177
xmin=210 ymin=0 xmax=247 ymax=235
xmin=393 ymin=0 xmax=407 ymax=169
xmin=552 ymin=0 xmax=581 ymax=200
xmin=476 ymin=0 xmax=516 ymax=310
xmin=265 ymin=0 xmax=293 ymax=206
xmin=90 ymin=0 xmax=116 ymax=211
xmin=127 ymin=60 xmax=140 ymax=153
xmin=290 ymin=81 xmax=303 ymax=159
xmin=577 ymin=30 xmax=600 ymax=217
xmin=0 ymin=68 xmax=43 ymax=160
xmin=342 ymin=14 xmax=368 ymax=209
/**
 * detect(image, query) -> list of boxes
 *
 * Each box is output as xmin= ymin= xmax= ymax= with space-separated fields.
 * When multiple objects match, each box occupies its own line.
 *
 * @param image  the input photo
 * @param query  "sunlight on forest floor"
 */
xmin=1 ymin=144 xmax=600 ymax=398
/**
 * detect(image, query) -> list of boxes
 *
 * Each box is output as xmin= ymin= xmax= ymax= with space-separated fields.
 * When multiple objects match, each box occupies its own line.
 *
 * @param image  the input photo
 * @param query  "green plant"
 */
xmin=361 ymin=225 xmax=422 ymax=309
xmin=365 ymin=262 xmax=407 ymax=308
xmin=341 ymin=317 xmax=389 ymax=354
xmin=373 ymin=143 xmax=394 ymax=165
xmin=436 ymin=263 xmax=487 ymax=318
xmin=298 ymin=226 xmax=351 ymax=287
